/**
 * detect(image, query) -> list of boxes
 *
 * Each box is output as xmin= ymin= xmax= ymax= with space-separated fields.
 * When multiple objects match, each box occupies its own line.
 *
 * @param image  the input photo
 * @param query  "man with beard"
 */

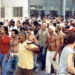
xmin=0 ymin=26 xmax=11 ymax=75
xmin=16 ymin=32 xmax=40 ymax=75
xmin=46 ymin=25 xmax=60 ymax=75
xmin=2 ymin=29 xmax=19 ymax=75
xmin=55 ymin=25 xmax=64 ymax=56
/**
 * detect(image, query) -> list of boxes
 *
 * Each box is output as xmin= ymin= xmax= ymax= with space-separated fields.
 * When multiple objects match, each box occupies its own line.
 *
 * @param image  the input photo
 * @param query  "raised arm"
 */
xmin=67 ymin=53 xmax=75 ymax=74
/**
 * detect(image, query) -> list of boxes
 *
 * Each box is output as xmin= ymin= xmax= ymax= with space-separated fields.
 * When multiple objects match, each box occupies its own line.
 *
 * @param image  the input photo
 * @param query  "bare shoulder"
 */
xmin=54 ymin=34 xmax=58 ymax=39
xmin=60 ymin=32 xmax=64 ymax=37
xmin=33 ymin=35 xmax=36 ymax=38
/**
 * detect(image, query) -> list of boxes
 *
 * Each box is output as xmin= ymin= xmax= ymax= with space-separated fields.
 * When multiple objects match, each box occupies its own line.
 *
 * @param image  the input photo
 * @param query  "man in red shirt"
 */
xmin=0 ymin=26 xmax=11 ymax=75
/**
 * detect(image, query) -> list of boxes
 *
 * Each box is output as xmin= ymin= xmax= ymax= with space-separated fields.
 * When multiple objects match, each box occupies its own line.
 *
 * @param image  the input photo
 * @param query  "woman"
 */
xmin=57 ymin=33 xmax=75 ymax=75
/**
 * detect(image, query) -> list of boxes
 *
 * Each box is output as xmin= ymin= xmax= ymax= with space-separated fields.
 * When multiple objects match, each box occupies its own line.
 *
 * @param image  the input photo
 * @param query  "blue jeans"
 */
xmin=2 ymin=55 xmax=8 ymax=75
xmin=2 ymin=56 xmax=18 ymax=75
xmin=41 ymin=47 xmax=46 ymax=69
xmin=0 ymin=54 xmax=7 ymax=64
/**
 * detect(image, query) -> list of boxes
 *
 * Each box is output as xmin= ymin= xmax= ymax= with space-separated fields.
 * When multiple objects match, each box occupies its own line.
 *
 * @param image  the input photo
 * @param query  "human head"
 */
xmin=1 ymin=26 xmax=8 ymax=35
xmin=11 ymin=29 xmax=18 ymax=38
xmin=41 ymin=23 xmax=47 ymax=31
xmin=16 ymin=20 xmax=21 ymax=27
xmin=48 ymin=25 xmax=55 ymax=34
xmin=55 ymin=25 xmax=61 ymax=33
xmin=9 ymin=20 xmax=15 ymax=27
xmin=18 ymin=32 xmax=27 ymax=43
xmin=22 ymin=22 xmax=27 ymax=26
xmin=67 ymin=33 xmax=75 ymax=45
xmin=27 ymin=27 xmax=32 ymax=35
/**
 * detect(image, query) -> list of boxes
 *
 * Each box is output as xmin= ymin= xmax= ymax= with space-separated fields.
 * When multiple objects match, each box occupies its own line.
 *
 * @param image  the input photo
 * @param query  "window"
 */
xmin=66 ymin=11 xmax=72 ymax=17
xmin=13 ymin=7 xmax=23 ymax=17
xmin=50 ymin=10 xmax=58 ymax=16
xmin=38 ymin=6 xmax=43 ymax=9
xmin=1 ymin=8 xmax=5 ymax=18
xmin=30 ymin=5 xmax=37 ymax=10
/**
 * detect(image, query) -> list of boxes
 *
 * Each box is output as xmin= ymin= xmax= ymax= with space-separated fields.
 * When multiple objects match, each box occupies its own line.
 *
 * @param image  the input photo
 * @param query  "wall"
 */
xmin=0 ymin=0 xmax=1 ymax=19
xmin=1 ymin=0 xmax=30 ymax=19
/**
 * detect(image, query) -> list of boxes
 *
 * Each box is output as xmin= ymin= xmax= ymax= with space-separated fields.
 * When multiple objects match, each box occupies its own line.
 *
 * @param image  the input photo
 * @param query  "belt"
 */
xmin=48 ymin=49 xmax=56 ymax=51
xmin=10 ymin=53 xmax=18 ymax=57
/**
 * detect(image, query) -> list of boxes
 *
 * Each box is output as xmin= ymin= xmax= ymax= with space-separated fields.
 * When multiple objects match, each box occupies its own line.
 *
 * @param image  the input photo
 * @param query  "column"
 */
xmin=23 ymin=0 xmax=30 ymax=18
xmin=62 ymin=0 xmax=66 ymax=20
xmin=0 ymin=0 xmax=1 ymax=19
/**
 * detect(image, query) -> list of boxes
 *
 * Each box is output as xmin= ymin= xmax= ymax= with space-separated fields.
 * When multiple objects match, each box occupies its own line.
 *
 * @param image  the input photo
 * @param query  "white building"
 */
xmin=0 ymin=0 xmax=75 ymax=20
xmin=0 ymin=0 xmax=30 ymax=20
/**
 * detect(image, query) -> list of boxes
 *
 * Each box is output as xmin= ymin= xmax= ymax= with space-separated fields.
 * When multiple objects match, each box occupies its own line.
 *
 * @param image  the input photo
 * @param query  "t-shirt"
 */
xmin=18 ymin=41 xmax=38 ymax=69
xmin=0 ymin=35 xmax=11 ymax=54
xmin=36 ymin=29 xmax=49 ymax=47
xmin=57 ymin=46 xmax=75 ymax=75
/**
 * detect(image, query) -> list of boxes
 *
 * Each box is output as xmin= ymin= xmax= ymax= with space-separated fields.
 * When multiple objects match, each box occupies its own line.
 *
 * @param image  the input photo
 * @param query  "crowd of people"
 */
xmin=0 ymin=16 xmax=75 ymax=75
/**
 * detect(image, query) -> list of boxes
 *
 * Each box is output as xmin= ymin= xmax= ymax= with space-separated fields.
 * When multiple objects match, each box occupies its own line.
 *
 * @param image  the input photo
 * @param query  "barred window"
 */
xmin=38 ymin=6 xmax=43 ymax=9
xmin=13 ymin=7 xmax=23 ymax=17
xmin=1 ymin=8 xmax=5 ymax=18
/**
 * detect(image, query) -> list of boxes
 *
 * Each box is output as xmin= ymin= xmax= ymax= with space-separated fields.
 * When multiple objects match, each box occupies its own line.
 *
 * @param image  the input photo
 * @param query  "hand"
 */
xmin=53 ymin=55 xmax=56 ymax=61
xmin=24 ymin=45 xmax=31 ymax=50
xmin=5 ymin=58 xmax=8 ymax=62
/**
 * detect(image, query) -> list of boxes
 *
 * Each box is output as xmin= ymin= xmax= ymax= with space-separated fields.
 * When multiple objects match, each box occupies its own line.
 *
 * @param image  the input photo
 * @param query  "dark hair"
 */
xmin=3 ymin=26 xmax=8 ymax=35
xmin=17 ymin=20 xmax=20 ymax=24
xmin=12 ymin=29 xmax=18 ymax=34
xmin=9 ymin=20 xmax=15 ymax=27
xmin=22 ymin=22 xmax=27 ymax=25
xmin=27 ymin=27 xmax=32 ymax=31
xmin=67 ymin=33 xmax=75 ymax=44
xmin=0 ymin=22 xmax=4 ymax=26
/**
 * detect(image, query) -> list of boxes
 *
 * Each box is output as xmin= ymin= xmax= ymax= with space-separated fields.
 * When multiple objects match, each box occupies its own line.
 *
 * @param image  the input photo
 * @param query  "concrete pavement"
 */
xmin=34 ymin=70 xmax=46 ymax=75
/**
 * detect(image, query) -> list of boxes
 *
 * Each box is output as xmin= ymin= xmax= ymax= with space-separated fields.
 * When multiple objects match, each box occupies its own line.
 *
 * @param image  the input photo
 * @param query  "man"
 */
xmin=0 ymin=22 xmax=3 ymax=75
xmin=16 ymin=20 xmax=21 ymax=32
xmin=55 ymin=25 xmax=64 ymax=56
xmin=27 ymin=28 xmax=38 ymax=44
xmin=0 ymin=26 xmax=11 ymax=75
xmin=27 ymin=28 xmax=39 ymax=72
xmin=3 ymin=29 xmax=19 ymax=75
xmin=57 ymin=33 xmax=75 ymax=75
xmin=16 ymin=32 xmax=40 ymax=75
xmin=46 ymin=25 xmax=60 ymax=75
xmin=36 ymin=23 xmax=49 ymax=70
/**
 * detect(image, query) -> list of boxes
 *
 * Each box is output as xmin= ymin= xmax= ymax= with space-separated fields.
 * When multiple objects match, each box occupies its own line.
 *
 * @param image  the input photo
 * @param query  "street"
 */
xmin=34 ymin=70 xmax=46 ymax=75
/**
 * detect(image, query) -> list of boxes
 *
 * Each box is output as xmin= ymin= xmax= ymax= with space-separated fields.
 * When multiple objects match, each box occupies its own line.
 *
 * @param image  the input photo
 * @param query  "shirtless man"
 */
xmin=27 ymin=28 xmax=38 ymax=44
xmin=55 ymin=25 xmax=64 ymax=56
xmin=5 ymin=29 xmax=19 ymax=75
xmin=46 ymin=25 xmax=60 ymax=75
xmin=27 ymin=28 xmax=39 ymax=72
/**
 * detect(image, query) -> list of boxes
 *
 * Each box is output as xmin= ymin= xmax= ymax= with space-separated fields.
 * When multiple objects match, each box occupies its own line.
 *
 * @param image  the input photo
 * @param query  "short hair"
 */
xmin=3 ymin=26 xmax=8 ymax=35
xmin=0 ymin=22 xmax=4 ymax=25
xmin=19 ymin=32 xmax=27 ymax=39
xmin=17 ymin=20 xmax=20 ymax=24
xmin=10 ymin=20 xmax=15 ymax=26
xmin=67 ymin=33 xmax=75 ymax=44
xmin=22 ymin=22 xmax=27 ymax=25
xmin=56 ymin=25 xmax=61 ymax=31
xmin=12 ymin=29 xmax=18 ymax=34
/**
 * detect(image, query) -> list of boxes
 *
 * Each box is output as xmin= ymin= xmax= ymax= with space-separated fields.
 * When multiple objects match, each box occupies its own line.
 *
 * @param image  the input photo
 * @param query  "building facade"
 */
xmin=0 ymin=0 xmax=75 ymax=20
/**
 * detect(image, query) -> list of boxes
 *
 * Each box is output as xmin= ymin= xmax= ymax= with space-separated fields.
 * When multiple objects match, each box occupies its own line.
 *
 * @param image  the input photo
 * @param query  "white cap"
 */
xmin=48 ymin=25 xmax=55 ymax=32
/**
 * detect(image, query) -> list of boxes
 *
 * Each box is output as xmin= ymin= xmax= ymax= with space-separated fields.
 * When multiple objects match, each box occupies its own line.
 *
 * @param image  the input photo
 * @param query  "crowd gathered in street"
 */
xmin=0 ymin=16 xmax=75 ymax=75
